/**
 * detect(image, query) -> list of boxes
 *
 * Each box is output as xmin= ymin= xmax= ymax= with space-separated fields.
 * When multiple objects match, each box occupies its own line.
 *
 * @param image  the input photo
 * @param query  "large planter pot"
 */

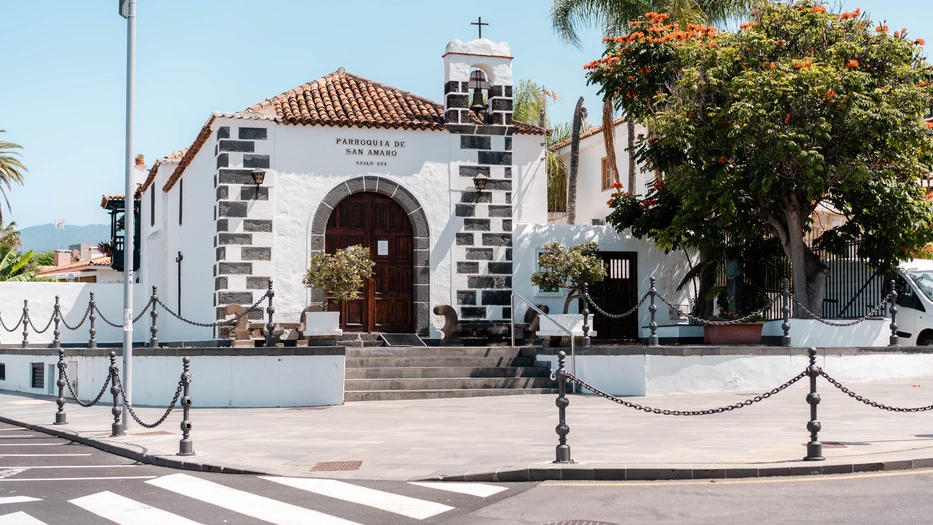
xmin=537 ymin=314 xmax=597 ymax=337
xmin=303 ymin=311 xmax=343 ymax=337
xmin=705 ymin=322 xmax=764 ymax=345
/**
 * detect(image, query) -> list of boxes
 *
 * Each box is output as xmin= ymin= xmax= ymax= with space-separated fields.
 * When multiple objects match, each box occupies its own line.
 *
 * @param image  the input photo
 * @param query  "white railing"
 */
xmin=510 ymin=292 xmax=576 ymax=393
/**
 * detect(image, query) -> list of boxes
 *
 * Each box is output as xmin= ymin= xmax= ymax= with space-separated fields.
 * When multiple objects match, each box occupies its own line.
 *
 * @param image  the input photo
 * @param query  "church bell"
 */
xmin=467 ymin=69 xmax=490 ymax=113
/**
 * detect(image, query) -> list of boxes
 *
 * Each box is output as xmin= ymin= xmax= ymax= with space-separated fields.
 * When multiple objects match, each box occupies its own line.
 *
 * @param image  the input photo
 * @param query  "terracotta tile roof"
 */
xmin=162 ymin=71 xmax=545 ymax=192
xmin=37 ymin=256 xmax=112 ymax=276
xmin=100 ymin=192 xmax=141 ymax=210
xmin=140 ymin=148 xmax=188 ymax=193
xmin=549 ymin=117 xmax=628 ymax=152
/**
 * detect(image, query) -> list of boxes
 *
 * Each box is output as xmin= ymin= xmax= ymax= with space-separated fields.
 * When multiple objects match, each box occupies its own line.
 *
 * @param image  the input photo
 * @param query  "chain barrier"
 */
xmin=656 ymin=292 xmax=777 ymax=326
xmin=559 ymin=370 xmax=807 ymax=415
xmin=0 ymin=312 xmax=24 ymax=333
xmin=584 ymin=291 xmax=649 ymax=319
xmin=156 ymin=291 xmax=268 ymax=328
xmin=112 ymin=372 xmax=183 ymax=429
xmin=60 ymin=303 xmax=92 ymax=331
xmin=27 ymin=311 xmax=55 ymax=334
xmin=819 ymin=370 xmax=933 ymax=412
xmin=60 ymin=366 xmax=112 ymax=408
xmin=94 ymin=298 xmax=153 ymax=328
xmin=791 ymin=294 xmax=893 ymax=327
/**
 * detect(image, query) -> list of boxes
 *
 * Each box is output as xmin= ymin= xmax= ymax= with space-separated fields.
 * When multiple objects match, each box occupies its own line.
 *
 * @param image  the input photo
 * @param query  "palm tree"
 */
xmin=567 ymin=97 xmax=587 ymax=225
xmin=551 ymin=0 xmax=753 ymax=194
xmin=0 ymin=249 xmax=35 ymax=282
xmin=0 ymin=131 xmax=28 ymax=223
xmin=0 ymin=221 xmax=21 ymax=253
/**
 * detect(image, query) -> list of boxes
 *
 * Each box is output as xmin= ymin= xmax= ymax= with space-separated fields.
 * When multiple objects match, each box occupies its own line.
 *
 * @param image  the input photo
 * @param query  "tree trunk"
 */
xmin=693 ymin=247 xmax=718 ymax=320
xmin=627 ymin=118 xmax=637 ymax=194
xmin=778 ymin=209 xmax=828 ymax=318
xmin=602 ymin=98 xmax=620 ymax=186
xmin=563 ymin=289 xmax=580 ymax=315
xmin=567 ymin=97 xmax=586 ymax=225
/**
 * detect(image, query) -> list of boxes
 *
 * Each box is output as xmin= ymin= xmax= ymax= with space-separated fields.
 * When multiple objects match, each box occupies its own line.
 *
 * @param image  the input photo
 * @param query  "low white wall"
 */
xmin=0 ymin=351 xmax=344 ymax=408
xmin=762 ymin=319 xmax=889 ymax=347
xmin=537 ymin=350 xmax=933 ymax=396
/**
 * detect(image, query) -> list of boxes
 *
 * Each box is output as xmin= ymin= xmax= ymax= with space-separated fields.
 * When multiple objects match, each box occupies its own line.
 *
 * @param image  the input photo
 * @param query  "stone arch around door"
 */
xmin=309 ymin=176 xmax=430 ymax=335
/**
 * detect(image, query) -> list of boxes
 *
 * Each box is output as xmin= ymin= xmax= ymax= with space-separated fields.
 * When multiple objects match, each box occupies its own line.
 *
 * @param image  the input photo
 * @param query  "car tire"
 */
xmin=917 ymin=333 xmax=933 ymax=346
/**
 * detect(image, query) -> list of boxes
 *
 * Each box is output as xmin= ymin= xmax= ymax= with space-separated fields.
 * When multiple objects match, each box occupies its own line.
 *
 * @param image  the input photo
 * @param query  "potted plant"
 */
xmin=704 ymin=310 xmax=767 ymax=345
xmin=530 ymin=241 xmax=607 ymax=337
xmin=301 ymin=244 xmax=375 ymax=336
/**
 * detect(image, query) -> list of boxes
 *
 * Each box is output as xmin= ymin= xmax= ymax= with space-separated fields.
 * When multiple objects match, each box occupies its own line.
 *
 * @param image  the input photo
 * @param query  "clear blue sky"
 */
xmin=0 ymin=0 xmax=927 ymax=228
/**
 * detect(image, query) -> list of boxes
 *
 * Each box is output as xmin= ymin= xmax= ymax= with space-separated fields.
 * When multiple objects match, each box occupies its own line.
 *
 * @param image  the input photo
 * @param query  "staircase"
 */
xmin=343 ymin=346 xmax=557 ymax=401
xmin=338 ymin=333 xmax=385 ymax=348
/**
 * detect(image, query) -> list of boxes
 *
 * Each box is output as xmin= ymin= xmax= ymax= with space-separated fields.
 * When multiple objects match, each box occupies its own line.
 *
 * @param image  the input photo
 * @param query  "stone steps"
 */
xmin=346 ymin=376 xmax=555 ymax=391
xmin=345 ymin=366 xmax=551 ymax=379
xmin=343 ymin=345 xmax=555 ymax=401
xmin=344 ymin=388 xmax=558 ymax=402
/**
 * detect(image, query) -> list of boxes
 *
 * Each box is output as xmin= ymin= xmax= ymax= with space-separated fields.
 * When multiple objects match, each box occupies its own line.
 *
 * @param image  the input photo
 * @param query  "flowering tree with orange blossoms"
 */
xmin=588 ymin=2 xmax=933 ymax=315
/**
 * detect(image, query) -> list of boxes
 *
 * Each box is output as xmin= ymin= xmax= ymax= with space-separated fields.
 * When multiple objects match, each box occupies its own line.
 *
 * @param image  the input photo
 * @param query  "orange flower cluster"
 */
xmin=921 ymin=81 xmax=928 ymax=87
xmin=611 ymin=182 xmax=624 ymax=190
xmin=928 ymin=122 xmax=933 ymax=130
xmin=811 ymin=6 xmax=826 ymax=13
xmin=825 ymin=89 xmax=836 ymax=103
xmin=915 ymin=38 xmax=927 ymax=46
xmin=653 ymin=181 xmax=663 ymax=191
xmin=876 ymin=25 xmax=889 ymax=33
xmin=794 ymin=59 xmax=814 ymax=69
xmin=846 ymin=59 xmax=859 ymax=68
xmin=585 ymin=16 xmax=718 ymax=72
xmin=765 ymin=61 xmax=777 ymax=69
xmin=641 ymin=198 xmax=658 ymax=206
xmin=839 ymin=8 xmax=861 ymax=20
xmin=739 ymin=21 xmax=756 ymax=30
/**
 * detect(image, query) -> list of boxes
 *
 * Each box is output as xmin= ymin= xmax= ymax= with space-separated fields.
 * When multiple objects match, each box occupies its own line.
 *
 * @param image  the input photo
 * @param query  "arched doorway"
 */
xmin=325 ymin=192 xmax=413 ymax=333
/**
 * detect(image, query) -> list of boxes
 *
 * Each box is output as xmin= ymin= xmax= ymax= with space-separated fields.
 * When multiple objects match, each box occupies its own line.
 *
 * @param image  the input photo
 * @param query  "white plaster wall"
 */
xmin=271 ymin=125 xmax=452 ymax=336
xmin=0 ymin=353 xmax=344 ymax=407
xmin=0 ymin=283 xmax=148 ymax=345
xmin=554 ymin=121 xmax=650 ymax=226
xmin=762 ymin=319 xmax=889 ymax=347
xmin=513 ymin=134 xmax=547 ymax=225
xmin=512 ymin=223 xmax=692 ymax=329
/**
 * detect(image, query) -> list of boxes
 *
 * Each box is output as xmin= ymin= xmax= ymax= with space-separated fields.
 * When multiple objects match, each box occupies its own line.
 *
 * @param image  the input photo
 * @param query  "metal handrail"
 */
xmin=510 ymin=292 xmax=576 ymax=394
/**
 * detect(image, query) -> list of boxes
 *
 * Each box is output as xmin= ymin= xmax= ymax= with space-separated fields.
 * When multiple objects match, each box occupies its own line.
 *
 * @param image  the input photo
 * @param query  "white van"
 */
xmin=893 ymin=259 xmax=933 ymax=345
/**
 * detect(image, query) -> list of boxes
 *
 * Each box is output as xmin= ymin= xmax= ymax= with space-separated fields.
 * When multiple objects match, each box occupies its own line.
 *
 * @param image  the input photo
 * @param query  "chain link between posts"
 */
xmin=27 ymin=311 xmax=55 ymax=334
xmin=156 ymin=291 xmax=269 ymax=328
xmin=0 ymin=312 xmax=24 ymax=333
xmin=60 ymin=366 xmax=112 ymax=408
xmin=559 ymin=370 xmax=808 ymax=416
xmin=94 ymin=298 xmax=154 ymax=328
xmin=819 ymin=371 xmax=933 ymax=412
xmin=112 ymin=371 xmax=183 ymax=429
xmin=655 ymin=292 xmax=777 ymax=326
xmin=791 ymin=294 xmax=893 ymax=327
xmin=584 ymin=291 xmax=649 ymax=319
xmin=60 ymin=303 xmax=92 ymax=330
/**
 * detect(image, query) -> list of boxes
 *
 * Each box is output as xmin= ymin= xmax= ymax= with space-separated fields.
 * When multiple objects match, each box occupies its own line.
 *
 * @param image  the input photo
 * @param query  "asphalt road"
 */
xmin=0 ymin=422 xmax=531 ymax=524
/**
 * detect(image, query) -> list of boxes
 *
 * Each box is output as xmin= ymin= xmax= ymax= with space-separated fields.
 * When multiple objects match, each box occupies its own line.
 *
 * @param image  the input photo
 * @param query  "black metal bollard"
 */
xmin=781 ymin=278 xmax=791 ymax=347
xmin=52 ymin=296 xmax=62 ymax=350
xmin=554 ymin=351 xmax=572 ymax=463
xmin=109 ymin=351 xmax=124 ymax=437
xmin=88 ymin=293 xmax=97 ymax=349
xmin=178 ymin=357 xmax=194 ymax=456
xmin=804 ymin=347 xmax=824 ymax=461
xmin=581 ymin=283 xmax=591 ymax=348
xmin=150 ymin=286 xmax=159 ymax=348
xmin=889 ymin=279 xmax=899 ymax=346
xmin=54 ymin=349 xmax=67 ymax=425
xmin=648 ymin=277 xmax=659 ymax=347
xmin=21 ymin=300 xmax=28 ymax=348
xmin=265 ymin=280 xmax=276 ymax=347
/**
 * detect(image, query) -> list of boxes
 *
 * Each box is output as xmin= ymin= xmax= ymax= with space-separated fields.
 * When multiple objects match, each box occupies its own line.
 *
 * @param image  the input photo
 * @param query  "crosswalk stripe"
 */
xmin=0 ymin=497 xmax=41 ymax=505
xmin=0 ymin=511 xmax=47 ymax=524
xmin=70 ymin=491 xmax=203 ymax=525
xmin=0 ymin=465 xmax=137 ymax=469
xmin=147 ymin=474 xmax=363 ymax=525
xmin=0 ymin=454 xmax=91 ymax=457
xmin=408 ymin=481 xmax=508 ymax=498
xmin=0 ymin=476 xmax=156 ymax=482
xmin=0 ymin=444 xmax=64 ymax=447
xmin=0 ymin=436 xmax=36 ymax=439
xmin=261 ymin=477 xmax=454 ymax=520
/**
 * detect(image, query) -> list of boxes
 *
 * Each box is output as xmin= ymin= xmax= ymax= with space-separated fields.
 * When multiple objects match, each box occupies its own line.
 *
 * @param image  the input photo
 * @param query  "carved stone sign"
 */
xmin=337 ymin=138 xmax=407 ymax=167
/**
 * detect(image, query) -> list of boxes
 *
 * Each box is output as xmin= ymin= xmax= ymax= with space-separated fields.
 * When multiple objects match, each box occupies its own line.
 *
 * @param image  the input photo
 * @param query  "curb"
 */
xmin=426 ymin=458 xmax=933 ymax=482
xmin=0 ymin=414 xmax=262 ymax=476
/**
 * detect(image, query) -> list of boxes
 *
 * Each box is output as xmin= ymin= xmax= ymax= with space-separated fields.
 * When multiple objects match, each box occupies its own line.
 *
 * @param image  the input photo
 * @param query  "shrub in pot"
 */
xmin=530 ymin=241 xmax=606 ymax=336
xmin=301 ymin=244 xmax=375 ymax=335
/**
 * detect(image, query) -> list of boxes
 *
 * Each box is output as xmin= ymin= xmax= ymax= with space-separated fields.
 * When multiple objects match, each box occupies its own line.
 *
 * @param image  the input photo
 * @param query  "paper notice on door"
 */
xmin=377 ymin=240 xmax=389 ymax=256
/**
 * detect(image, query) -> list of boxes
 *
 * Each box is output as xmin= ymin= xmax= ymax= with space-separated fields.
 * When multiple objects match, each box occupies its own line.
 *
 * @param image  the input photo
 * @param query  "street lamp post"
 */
xmin=119 ymin=0 xmax=136 ymax=426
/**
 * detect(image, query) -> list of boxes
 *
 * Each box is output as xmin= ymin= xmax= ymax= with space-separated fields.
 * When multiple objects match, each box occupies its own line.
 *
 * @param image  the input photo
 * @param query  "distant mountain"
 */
xmin=19 ymin=224 xmax=111 ymax=253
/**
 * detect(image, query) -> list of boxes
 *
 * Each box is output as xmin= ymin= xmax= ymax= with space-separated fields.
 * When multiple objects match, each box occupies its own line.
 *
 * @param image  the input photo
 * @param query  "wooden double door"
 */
xmin=325 ymin=192 xmax=414 ymax=333
xmin=585 ymin=252 xmax=638 ymax=340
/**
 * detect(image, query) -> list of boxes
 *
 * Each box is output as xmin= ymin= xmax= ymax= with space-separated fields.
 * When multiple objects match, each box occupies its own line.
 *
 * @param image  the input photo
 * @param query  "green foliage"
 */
xmin=34 ymin=250 xmax=55 ymax=266
xmin=531 ymin=241 xmax=607 ymax=313
xmin=512 ymin=80 xmax=572 ymax=213
xmin=588 ymin=2 xmax=933 ymax=309
xmin=302 ymin=245 xmax=376 ymax=310
xmin=0 ymin=221 xmax=21 ymax=252
xmin=0 ymin=249 xmax=35 ymax=282
xmin=0 ymin=131 xmax=27 ymax=222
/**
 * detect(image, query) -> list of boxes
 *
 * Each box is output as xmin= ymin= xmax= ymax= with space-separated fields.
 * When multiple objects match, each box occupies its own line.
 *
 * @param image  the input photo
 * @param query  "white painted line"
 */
xmin=0 ymin=465 xmax=137 ymax=469
xmin=0 ymin=454 xmax=91 ymax=457
xmin=147 ymin=473 xmax=363 ymax=525
xmin=10 ymin=400 xmax=51 ymax=406
xmin=0 ymin=436 xmax=36 ymax=439
xmin=0 ymin=444 xmax=64 ymax=447
xmin=0 ymin=476 xmax=156 ymax=482
xmin=0 ymin=511 xmax=48 ymax=524
xmin=70 ymin=491 xmax=203 ymax=525
xmin=262 ymin=477 xmax=454 ymax=520
xmin=0 ymin=497 xmax=41 ymax=505
xmin=409 ymin=481 xmax=508 ymax=498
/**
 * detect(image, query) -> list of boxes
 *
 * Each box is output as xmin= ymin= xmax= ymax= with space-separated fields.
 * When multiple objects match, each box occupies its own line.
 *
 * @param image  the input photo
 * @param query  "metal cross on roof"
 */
xmin=471 ymin=17 xmax=488 ymax=39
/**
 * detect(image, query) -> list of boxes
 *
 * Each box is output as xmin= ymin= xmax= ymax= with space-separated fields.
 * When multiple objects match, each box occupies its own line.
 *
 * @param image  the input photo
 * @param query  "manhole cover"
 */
xmin=309 ymin=461 xmax=363 ymax=472
xmin=538 ymin=521 xmax=620 ymax=525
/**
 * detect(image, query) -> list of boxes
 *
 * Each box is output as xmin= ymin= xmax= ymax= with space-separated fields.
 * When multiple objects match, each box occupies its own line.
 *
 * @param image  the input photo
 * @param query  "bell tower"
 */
xmin=445 ymin=31 xmax=517 ymax=330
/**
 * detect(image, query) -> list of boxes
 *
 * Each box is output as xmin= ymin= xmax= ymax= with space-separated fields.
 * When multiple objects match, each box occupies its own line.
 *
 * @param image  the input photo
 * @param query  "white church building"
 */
xmin=130 ymin=36 xmax=689 ymax=344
